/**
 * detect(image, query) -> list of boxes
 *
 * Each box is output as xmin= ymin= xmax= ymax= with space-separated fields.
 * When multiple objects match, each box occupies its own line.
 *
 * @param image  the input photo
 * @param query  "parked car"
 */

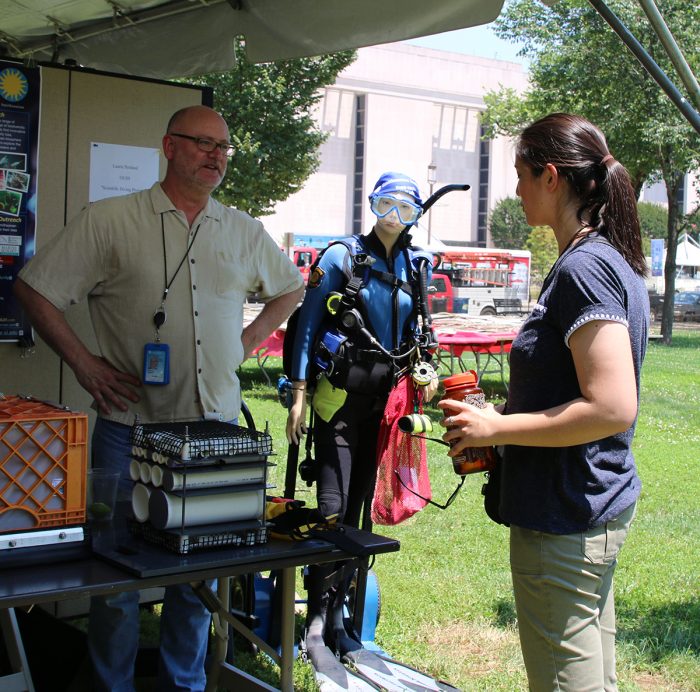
xmin=673 ymin=292 xmax=700 ymax=322
xmin=648 ymin=291 xmax=664 ymax=321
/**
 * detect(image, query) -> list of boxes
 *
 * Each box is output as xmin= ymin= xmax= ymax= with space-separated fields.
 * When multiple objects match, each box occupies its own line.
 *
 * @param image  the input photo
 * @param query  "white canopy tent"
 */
xmin=0 ymin=0 xmax=698 ymax=135
xmin=675 ymin=233 xmax=700 ymax=268
xmin=1 ymin=0 xmax=505 ymax=80
xmin=648 ymin=234 xmax=700 ymax=293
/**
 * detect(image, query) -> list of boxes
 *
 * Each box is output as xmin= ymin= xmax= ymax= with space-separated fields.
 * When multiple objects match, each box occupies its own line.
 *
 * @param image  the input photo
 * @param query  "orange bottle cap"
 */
xmin=443 ymin=370 xmax=478 ymax=389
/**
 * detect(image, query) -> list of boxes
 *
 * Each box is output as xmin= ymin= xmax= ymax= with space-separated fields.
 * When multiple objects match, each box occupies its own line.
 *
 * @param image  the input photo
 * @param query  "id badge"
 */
xmin=143 ymin=342 xmax=170 ymax=385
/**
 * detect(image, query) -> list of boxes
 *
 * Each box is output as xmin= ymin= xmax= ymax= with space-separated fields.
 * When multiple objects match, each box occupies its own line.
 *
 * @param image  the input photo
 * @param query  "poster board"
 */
xmin=0 ymin=61 xmax=40 ymax=344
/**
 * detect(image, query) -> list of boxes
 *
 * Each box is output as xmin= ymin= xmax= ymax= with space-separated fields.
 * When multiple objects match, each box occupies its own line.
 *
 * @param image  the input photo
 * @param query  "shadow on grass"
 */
xmin=493 ymin=598 xmax=517 ymax=629
xmin=648 ymin=330 xmax=700 ymax=350
xmin=490 ymin=594 xmax=700 ymax=663
xmin=239 ymin=359 xmax=282 ymax=402
xmin=617 ymin=597 xmax=700 ymax=660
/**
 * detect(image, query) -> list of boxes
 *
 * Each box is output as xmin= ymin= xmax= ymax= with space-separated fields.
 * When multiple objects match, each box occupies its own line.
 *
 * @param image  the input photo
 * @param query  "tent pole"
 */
xmin=586 ymin=0 xmax=700 ymax=136
xmin=637 ymin=0 xmax=700 ymax=112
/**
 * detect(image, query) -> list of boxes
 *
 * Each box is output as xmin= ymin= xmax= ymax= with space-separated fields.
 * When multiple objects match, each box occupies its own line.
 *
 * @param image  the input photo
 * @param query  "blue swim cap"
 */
xmin=369 ymin=172 xmax=423 ymax=207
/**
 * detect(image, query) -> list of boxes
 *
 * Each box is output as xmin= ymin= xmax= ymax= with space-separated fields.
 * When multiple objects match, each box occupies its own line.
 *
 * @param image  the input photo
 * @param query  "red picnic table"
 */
xmin=435 ymin=330 xmax=518 ymax=388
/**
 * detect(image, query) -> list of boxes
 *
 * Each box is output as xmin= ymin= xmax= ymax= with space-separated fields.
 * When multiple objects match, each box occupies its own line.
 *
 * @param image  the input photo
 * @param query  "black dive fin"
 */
xmin=304 ymin=643 xmax=381 ymax=692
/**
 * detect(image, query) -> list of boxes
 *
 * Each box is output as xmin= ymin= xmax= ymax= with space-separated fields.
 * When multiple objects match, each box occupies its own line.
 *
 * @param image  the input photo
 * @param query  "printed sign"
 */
xmin=0 ymin=61 xmax=40 ymax=342
xmin=89 ymin=142 xmax=160 ymax=202
xmin=651 ymin=238 xmax=664 ymax=277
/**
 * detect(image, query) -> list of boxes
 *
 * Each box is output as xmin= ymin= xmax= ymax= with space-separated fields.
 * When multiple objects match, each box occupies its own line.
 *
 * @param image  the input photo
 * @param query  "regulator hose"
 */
xmin=416 ymin=256 xmax=438 ymax=350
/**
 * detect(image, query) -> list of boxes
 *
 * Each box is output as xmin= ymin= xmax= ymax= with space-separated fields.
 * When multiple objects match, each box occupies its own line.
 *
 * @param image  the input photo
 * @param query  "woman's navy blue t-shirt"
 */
xmin=502 ymin=238 xmax=649 ymax=533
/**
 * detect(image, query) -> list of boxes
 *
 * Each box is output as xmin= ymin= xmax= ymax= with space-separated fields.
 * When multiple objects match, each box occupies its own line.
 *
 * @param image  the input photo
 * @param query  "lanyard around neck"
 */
xmin=152 ymin=212 xmax=203 ymax=335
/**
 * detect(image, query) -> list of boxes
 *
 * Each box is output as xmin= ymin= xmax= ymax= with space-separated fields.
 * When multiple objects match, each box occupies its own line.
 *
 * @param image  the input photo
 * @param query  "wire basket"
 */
xmin=130 ymin=421 xmax=272 ymax=461
xmin=128 ymin=517 xmax=269 ymax=555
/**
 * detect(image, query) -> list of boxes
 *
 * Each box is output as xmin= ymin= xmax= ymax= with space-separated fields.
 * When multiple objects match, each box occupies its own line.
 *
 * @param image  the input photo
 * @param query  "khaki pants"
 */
xmin=510 ymin=503 xmax=636 ymax=692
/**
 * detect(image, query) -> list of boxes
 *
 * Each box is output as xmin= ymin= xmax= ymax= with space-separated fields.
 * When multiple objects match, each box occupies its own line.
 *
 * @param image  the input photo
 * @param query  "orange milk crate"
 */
xmin=0 ymin=395 xmax=88 ymax=533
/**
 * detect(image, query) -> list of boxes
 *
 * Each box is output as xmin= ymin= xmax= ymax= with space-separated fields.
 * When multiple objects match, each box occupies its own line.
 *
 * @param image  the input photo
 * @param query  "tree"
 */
xmin=483 ymin=0 xmax=700 ymax=342
xmin=489 ymin=197 xmax=531 ymax=249
xmin=637 ymin=202 xmax=668 ymax=255
xmin=188 ymin=41 xmax=356 ymax=217
xmin=526 ymin=225 xmax=559 ymax=289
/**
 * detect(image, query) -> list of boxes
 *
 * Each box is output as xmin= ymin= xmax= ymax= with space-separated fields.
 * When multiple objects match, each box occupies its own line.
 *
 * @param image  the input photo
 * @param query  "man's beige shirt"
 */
xmin=19 ymin=183 xmax=302 ymax=424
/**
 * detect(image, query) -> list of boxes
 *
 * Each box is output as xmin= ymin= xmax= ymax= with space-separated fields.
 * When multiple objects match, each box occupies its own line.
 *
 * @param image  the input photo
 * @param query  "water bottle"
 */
xmin=441 ymin=370 xmax=497 ymax=475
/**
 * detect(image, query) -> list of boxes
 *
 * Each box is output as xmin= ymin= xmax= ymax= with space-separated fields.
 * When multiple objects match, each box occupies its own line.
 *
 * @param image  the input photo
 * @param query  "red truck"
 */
xmin=428 ymin=273 xmax=454 ymax=313
xmin=290 ymin=246 xmax=319 ymax=284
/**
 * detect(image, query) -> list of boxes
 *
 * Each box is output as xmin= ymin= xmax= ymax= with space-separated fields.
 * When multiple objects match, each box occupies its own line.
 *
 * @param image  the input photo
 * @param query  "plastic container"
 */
xmin=87 ymin=468 xmax=120 ymax=523
xmin=0 ymin=395 xmax=88 ymax=532
xmin=441 ymin=371 xmax=497 ymax=475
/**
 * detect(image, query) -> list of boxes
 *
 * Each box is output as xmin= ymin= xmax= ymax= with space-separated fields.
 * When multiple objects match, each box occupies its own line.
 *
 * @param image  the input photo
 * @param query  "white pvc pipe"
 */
xmin=150 ymin=465 xmax=164 ymax=488
xmin=139 ymin=462 xmax=152 ymax=484
xmin=148 ymin=488 xmax=263 ymax=530
xmin=162 ymin=466 xmax=264 ymax=492
xmin=129 ymin=460 xmax=141 ymax=481
xmin=131 ymin=483 xmax=152 ymax=523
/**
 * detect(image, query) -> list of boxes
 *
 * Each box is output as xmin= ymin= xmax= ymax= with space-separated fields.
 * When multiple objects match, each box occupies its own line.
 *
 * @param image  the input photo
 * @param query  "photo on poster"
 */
xmin=5 ymin=170 xmax=29 ymax=193
xmin=0 ymin=189 xmax=22 ymax=216
xmin=0 ymin=152 xmax=27 ymax=171
xmin=0 ymin=169 xmax=5 ymax=189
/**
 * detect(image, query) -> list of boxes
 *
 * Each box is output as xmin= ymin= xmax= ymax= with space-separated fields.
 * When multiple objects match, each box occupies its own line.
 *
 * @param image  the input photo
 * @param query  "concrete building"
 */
xmin=263 ymin=42 xmax=529 ymax=248
xmin=640 ymin=171 xmax=700 ymax=216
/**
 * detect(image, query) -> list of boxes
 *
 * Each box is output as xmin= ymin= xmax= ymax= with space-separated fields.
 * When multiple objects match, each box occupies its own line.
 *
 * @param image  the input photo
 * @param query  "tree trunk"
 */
xmin=661 ymin=173 xmax=683 ymax=345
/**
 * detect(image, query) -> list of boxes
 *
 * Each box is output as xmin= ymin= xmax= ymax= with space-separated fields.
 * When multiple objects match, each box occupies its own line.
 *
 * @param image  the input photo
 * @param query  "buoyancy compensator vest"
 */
xmin=283 ymin=233 xmax=435 ymax=397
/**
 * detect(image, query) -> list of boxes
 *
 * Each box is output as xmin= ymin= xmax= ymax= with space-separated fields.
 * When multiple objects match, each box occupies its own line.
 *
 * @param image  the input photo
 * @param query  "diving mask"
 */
xmin=370 ymin=193 xmax=422 ymax=225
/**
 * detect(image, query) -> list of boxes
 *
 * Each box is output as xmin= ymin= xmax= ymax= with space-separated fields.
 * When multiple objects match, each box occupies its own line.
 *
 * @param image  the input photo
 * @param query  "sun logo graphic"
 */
xmin=0 ymin=68 xmax=29 ymax=103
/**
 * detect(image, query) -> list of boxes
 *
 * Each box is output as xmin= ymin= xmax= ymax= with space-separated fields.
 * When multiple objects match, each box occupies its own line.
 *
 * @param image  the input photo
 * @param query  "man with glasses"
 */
xmin=14 ymin=105 xmax=304 ymax=691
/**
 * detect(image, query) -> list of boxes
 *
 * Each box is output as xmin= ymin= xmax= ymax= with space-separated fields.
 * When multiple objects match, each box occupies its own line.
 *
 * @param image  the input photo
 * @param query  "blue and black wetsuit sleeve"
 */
xmin=289 ymin=244 xmax=349 ymax=382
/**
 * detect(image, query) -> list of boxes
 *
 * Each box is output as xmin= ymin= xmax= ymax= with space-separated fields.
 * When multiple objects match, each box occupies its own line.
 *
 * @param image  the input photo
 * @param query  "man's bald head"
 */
xmin=161 ymin=105 xmax=231 ymax=203
xmin=166 ymin=105 xmax=228 ymax=136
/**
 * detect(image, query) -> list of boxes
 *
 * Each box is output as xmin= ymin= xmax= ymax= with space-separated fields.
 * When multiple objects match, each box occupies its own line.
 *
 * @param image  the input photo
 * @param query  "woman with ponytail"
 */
xmin=439 ymin=113 xmax=649 ymax=691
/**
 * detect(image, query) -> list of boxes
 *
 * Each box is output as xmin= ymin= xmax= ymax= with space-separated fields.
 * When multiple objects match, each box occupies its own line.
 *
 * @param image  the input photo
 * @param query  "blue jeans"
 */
xmin=88 ymin=418 xmax=212 ymax=692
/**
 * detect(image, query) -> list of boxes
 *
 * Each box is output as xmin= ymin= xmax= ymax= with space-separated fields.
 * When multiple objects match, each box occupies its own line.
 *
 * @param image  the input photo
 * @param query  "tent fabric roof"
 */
xmin=675 ymin=233 xmax=700 ymax=267
xmin=0 ymin=0 xmax=505 ymax=79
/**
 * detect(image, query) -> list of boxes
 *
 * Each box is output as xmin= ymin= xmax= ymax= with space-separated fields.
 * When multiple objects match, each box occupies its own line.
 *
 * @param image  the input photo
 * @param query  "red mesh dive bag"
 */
xmin=371 ymin=374 xmax=431 ymax=525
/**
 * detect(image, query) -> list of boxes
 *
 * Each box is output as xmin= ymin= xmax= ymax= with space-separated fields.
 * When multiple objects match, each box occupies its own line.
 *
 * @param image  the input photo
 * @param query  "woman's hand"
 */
xmin=285 ymin=384 xmax=308 ymax=446
xmin=437 ymin=398 xmax=502 ymax=456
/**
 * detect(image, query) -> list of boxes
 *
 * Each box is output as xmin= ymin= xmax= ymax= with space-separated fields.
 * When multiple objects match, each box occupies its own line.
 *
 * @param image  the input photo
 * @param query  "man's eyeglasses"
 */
xmin=169 ymin=132 xmax=234 ymax=157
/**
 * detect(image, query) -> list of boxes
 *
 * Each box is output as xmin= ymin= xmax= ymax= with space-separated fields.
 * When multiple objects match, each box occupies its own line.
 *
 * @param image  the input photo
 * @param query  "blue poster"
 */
xmin=0 ymin=61 xmax=40 ymax=342
xmin=650 ymin=238 xmax=664 ymax=277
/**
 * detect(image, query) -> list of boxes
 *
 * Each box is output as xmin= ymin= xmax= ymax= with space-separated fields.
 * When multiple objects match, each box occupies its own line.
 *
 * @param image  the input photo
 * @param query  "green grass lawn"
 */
xmin=233 ymin=331 xmax=700 ymax=691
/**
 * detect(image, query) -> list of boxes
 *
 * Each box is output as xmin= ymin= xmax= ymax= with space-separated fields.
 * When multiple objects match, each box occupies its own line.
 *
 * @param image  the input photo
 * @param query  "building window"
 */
xmin=352 ymin=94 xmax=366 ymax=235
xmin=478 ymin=125 xmax=491 ymax=247
xmin=676 ymin=174 xmax=686 ymax=214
